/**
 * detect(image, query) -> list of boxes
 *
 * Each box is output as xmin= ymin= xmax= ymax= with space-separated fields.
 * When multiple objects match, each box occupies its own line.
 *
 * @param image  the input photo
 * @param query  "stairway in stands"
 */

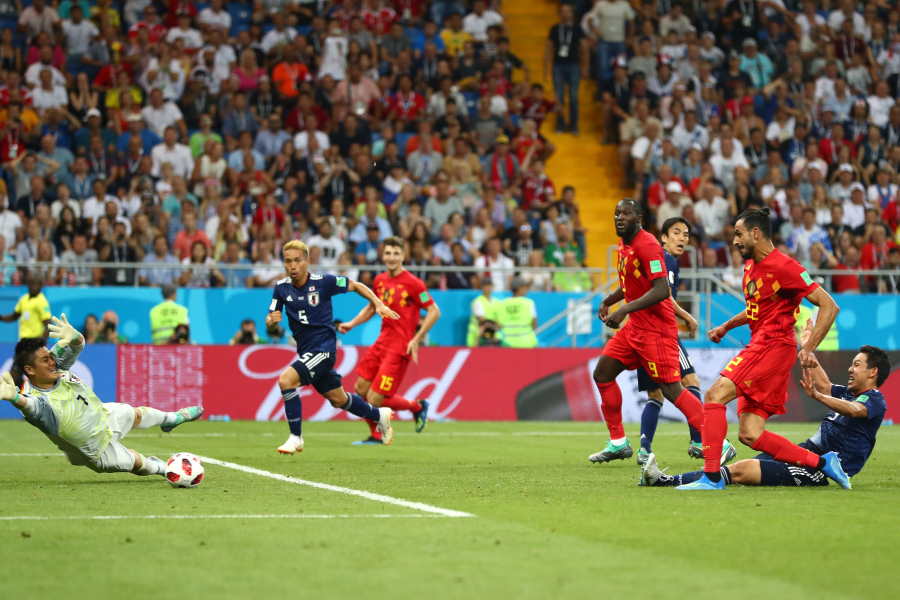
xmin=504 ymin=0 xmax=623 ymax=275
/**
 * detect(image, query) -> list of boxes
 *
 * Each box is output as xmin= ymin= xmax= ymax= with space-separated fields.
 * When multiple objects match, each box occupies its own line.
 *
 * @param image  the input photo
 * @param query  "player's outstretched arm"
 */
xmin=798 ymin=319 xmax=832 ymax=393
xmin=348 ymin=280 xmax=399 ymax=320
xmin=0 ymin=373 xmax=26 ymax=410
xmin=48 ymin=314 xmax=85 ymax=370
xmin=799 ymin=287 xmax=840 ymax=368
xmin=338 ymin=303 xmax=377 ymax=334
xmin=708 ymin=310 xmax=749 ymax=343
xmin=605 ymin=278 xmax=668 ymax=329
xmin=799 ymin=369 xmax=867 ymax=419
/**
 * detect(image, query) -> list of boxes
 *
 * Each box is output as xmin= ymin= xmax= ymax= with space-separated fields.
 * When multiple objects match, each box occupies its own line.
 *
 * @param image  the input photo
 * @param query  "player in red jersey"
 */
xmin=589 ymin=199 xmax=722 ymax=463
xmin=339 ymin=237 xmax=441 ymax=444
xmin=677 ymin=207 xmax=850 ymax=490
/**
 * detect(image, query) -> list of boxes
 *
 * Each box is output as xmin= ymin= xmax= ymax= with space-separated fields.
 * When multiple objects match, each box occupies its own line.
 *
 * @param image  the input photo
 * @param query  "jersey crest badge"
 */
xmin=308 ymin=291 xmax=320 ymax=306
xmin=746 ymin=280 xmax=758 ymax=297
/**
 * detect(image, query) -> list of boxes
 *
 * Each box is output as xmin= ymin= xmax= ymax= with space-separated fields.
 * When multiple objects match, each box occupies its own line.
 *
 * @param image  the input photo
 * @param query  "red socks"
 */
xmin=672 ymin=388 xmax=704 ymax=434
xmin=366 ymin=418 xmax=382 ymax=441
xmin=381 ymin=396 xmax=421 ymax=413
xmin=596 ymin=381 xmax=625 ymax=439
xmin=752 ymin=430 xmax=821 ymax=469
xmin=702 ymin=403 xmax=727 ymax=474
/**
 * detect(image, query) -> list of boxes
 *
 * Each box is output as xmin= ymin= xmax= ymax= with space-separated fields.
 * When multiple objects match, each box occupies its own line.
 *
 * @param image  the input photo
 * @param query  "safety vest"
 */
xmin=150 ymin=300 xmax=189 ymax=344
xmin=466 ymin=294 xmax=499 ymax=347
xmin=497 ymin=296 xmax=538 ymax=348
xmin=794 ymin=304 xmax=839 ymax=351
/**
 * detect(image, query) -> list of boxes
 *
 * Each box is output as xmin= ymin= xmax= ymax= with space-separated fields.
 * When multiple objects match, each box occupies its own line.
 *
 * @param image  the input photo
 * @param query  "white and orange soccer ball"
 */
xmin=165 ymin=453 xmax=205 ymax=488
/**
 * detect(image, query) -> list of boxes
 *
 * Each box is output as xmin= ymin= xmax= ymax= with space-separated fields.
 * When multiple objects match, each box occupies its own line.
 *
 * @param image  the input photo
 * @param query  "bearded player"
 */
xmin=589 ymin=199 xmax=733 ymax=464
xmin=677 ymin=207 xmax=849 ymax=490
xmin=0 ymin=315 xmax=203 ymax=478
xmin=339 ymin=237 xmax=441 ymax=444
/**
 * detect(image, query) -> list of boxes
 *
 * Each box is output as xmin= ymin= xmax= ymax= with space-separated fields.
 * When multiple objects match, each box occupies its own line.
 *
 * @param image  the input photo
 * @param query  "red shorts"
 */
xmin=721 ymin=342 xmax=795 ymax=419
xmin=356 ymin=341 xmax=411 ymax=396
xmin=600 ymin=324 xmax=681 ymax=384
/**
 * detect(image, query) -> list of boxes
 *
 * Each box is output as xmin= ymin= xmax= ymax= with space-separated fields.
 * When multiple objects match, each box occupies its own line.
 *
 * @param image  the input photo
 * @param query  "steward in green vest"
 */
xmin=150 ymin=285 xmax=189 ymax=344
xmin=795 ymin=304 xmax=839 ymax=350
xmin=497 ymin=278 xmax=538 ymax=348
xmin=467 ymin=279 xmax=501 ymax=347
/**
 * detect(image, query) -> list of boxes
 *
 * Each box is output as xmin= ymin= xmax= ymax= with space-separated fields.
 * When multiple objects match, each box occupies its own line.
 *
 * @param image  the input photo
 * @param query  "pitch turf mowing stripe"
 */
xmin=199 ymin=455 xmax=475 ymax=518
xmin=0 ymin=514 xmax=455 ymax=521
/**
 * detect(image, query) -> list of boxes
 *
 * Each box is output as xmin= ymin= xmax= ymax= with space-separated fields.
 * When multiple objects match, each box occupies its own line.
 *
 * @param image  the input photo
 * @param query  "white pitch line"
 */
xmin=0 ymin=513 xmax=450 ymax=522
xmin=0 ymin=453 xmax=63 ymax=456
xmin=199 ymin=456 xmax=474 ymax=519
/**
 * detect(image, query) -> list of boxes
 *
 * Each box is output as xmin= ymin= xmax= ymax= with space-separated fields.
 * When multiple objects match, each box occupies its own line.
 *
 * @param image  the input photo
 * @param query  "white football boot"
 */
xmin=277 ymin=434 xmax=304 ymax=455
xmin=376 ymin=407 xmax=394 ymax=445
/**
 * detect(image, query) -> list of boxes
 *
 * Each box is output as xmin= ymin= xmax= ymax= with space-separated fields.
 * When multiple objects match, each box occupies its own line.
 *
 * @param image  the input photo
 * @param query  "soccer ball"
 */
xmin=165 ymin=453 xmax=205 ymax=488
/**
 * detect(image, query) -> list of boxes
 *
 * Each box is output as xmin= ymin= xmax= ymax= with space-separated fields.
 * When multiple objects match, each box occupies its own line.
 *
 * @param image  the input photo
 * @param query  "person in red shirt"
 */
xmin=172 ymin=211 xmax=212 ymax=260
xmin=860 ymin=223 xmax=897 ymax=291
xmin=520 ymin=83 xmax=556 ymax=131
xmin=387 ymin=74 xmax=425 ymax=125
xmin=361 ymin=0 xmax=397 ymax=35
xmin=520 ymin=151 xmax=555 ymax=213
xmin=683 ymin=207 xmax=848 ymax=490
xmin=589 ymin=199 xmax=706 ymax=463
xmin=338 ymin=237 xmax=441 ymax=444
xmin=252 ymin=193 xmax=286 ymax=238
xmin=646 ymin=164 xmax=686 ymax=213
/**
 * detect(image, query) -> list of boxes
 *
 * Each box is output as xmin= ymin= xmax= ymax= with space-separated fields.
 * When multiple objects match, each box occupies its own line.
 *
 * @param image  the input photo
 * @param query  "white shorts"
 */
xmin=65 ymin=404 xmax=137 ymax=473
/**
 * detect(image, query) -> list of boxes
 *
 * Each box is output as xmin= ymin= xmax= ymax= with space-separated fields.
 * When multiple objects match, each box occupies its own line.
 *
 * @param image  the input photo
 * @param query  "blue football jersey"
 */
xmin=270 ymin=273 xmax=350 ymax=354
xmin=808 ymin=385 xmax=886 ymax=477
xmin=664 ymin=250 xmax=680 ymax=300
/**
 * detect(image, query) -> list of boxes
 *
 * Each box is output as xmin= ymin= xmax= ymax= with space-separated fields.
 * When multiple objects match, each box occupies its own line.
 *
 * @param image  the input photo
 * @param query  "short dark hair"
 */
xmin=859 ymin=345 xmax=891 ymax=387
xmin=660 ymin=217 xmax=690 ymax=237
xmin=383 ymin=236 xmax=404 ymax=250
xmin=736 ymin=207 xmax=772 ymax=238
xmin=11 ymin=337 xmax=46 ymax=388
xmin=617 ymin=197 xmax=643 ymax=217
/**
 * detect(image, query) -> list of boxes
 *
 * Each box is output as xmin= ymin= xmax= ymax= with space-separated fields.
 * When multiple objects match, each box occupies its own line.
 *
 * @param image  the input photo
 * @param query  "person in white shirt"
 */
xmin=867 ymin=80 xmax=895 ymax=129
xmin=463 ymin=0 xmax=503 ymax=42
xmin=830 ymin=163 xmax=857 ymax=204
xmin=655 ymin=182 xmax=693 ymax=226
xmin=709 ymin=138 xmax=749 ymax=193
xmin=867 ymin=166 xmax=899 ymax=209
xmin=50 ymin=184 xmax=82 ymax=220
xmin=293 ymin=117 xmax=330 ymax=158
xmin=31 ymin=69 xmax=68 ymax=112
xmin=319 ymin=24 xmax=348 ymax=81
xmin=151 ymin=127 xmax=194 ymax=178
xmin=260 ymin=12 xmax=297 ymax=54
xmin=166 ymin=13 xmax=203 ymax=49
xmin=474 ymin=237 xmax=515 ymax=291
xmin=694 ymin=182 xmax=731 ymax=240
xmin=61 ymin=6 xmax=98 ymax=58
xmin=671 ymin=110 xmax=708 ymax=155
xmin=307 ymin=219 xmax=346 ymax=267
xmin=82 ymin=181 xmax=120 ymax=224
xmin=842 ymin=185 xmax=867 ymax=229
xmin=0 ymin=193 xmax=23 ymax=248
xmin=141 ymin=89 xmax=186 ymax=138
xmin=828 ymin=0 xmax=868 ymax=40
xmin=24 ymin=46 xmax=65 ymax=88
xmin=198 ymin=0 xmax=231 ymax=32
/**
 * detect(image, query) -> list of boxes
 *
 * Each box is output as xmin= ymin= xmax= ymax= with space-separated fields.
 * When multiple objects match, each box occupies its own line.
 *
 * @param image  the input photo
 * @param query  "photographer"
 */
xmin=230 ymin=318 xmax=262 ymax=345
xmin=167 ymin=323 xmax=191 ymax=345
xmin=478 ymin=318 xmax=503 ymax=347
xmin=95 ymin=310 xmax=127 ymax=344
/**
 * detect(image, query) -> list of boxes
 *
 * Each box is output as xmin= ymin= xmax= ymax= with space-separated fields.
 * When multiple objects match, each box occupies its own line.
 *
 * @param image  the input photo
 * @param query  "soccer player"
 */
xmin=338 ymin=237 xmax=441 ymax=444
xmin=634 ymin=217 xmax=731 ymax=465
xmin=267 ymin=240 xmax=401 ymax=455
xmin=0 ymin=314 xmax=203 ymax=478
xmin=678 ymin=207 xmax=848 ymax=490
xmin=642 ymin=338 xmax=889 ymax=489
xmin=589 ymin=200 xmax=730 ymax=464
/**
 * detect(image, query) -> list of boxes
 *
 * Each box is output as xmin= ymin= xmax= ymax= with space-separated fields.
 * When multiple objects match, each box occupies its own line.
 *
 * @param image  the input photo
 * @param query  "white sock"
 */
xmin=135 ymin=455 xmax=166 ymax=476
xmin=136 ymin=407 xmax=175 ymax=429
xmin=611 ymin=437 xmax=627 ymax=446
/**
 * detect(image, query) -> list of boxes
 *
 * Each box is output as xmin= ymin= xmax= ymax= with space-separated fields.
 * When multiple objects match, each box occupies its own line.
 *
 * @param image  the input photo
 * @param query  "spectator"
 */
xmin=544 ymin=222 xmax=582 ymax=267
xmin=545 ymin=4 xmax=587 ymax=134
xmin=61 ymin=233 xmax=99 ymax=286
xmin=475 ymin=236 xmax=514 ymax=291
xmin=788 ymin=207 xmax=833 ymax=265
xmin=553 ymin=250 xmax=592 ymax=292
xmin=138 ymin=235 xmax=179 ymax=287
xmin=424 ymin=171 xmax=464 ymax=237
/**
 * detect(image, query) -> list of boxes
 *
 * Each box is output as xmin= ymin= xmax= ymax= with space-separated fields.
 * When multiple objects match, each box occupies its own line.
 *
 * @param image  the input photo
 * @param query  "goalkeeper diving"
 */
xmin=0 ymin=314 xmax=203 ymax=478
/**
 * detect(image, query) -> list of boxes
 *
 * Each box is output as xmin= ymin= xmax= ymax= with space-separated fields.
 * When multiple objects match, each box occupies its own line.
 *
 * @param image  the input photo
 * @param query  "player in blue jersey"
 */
xmin=633 ymin=217 xmax=736 ymax=466
xmin=641 ymin=325 xmax=889 ymax=489
xmin=265 ymin=240 xmax=401 ymax=455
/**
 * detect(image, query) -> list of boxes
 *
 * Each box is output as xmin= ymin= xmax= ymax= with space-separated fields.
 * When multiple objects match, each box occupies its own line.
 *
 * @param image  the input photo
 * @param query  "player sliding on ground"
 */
xmin=338 ymin=237 xmax=441 ymax=445
xmin=633 ymin=217 xmax=735 ymax=466
xmin=679 ymin=207 xmax=849 ymax=490
xmin=0 ymin=314 xmax=203 ymax=478
xmin=641 ymin=336 xmax=889 ymax=489
xmin=267 ymin=240 xmax=401 ymax=454
xmin=589 ymin=199 xmax=735 ymax=465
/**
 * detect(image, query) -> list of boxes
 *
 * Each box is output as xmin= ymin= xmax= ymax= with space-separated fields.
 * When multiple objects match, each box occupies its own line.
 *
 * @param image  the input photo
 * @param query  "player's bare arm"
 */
xmin=348 ymin=280 xmax=400 ymax=320
xmin=708 ymin=310 xmax=749 ymax=343
xmin=598 ymin=288 xmax=624 ymax=321
xmin=799 ymin=369 xmax=868 ymax=419
xmin=798 ymin=287 xmax=840 ymax=368
xmin=799 ymin=319 xmax=832 ymax=393
xmin=605 ymin=277 xmax=668 ymax=329
xmin=670 ymin=293 xmax=698 ymax=335
xmin=407 ymin=302 xmax=441 ymax=362
xmin=339 ymin=303 xmax=376 ymax=334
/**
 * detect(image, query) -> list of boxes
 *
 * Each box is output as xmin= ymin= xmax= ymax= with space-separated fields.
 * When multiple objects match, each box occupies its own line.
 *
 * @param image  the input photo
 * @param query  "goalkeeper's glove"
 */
xmin=0 ymin=372 xmax=18 ymax=403
xmin=48 ymin=313 xmax=81 ymax=348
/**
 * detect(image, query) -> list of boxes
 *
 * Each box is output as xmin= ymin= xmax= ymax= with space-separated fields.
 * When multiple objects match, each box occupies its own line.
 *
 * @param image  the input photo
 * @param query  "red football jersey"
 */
xmin=616 ymin=229 xmax=677 ymax=335
xmin=742 ymin=249 xmax=819 ymax=345
xmin=373 ymin=269 xmax=434 ymax=352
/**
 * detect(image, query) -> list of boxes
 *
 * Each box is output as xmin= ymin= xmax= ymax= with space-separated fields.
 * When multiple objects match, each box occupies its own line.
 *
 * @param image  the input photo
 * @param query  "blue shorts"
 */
xmin=637 ymin=340 xmax=694 ymax=392
xmin=291 ymin=351 xmax=343 ymax=395
xmin=754 ymin=440 xmax=829 ymax=487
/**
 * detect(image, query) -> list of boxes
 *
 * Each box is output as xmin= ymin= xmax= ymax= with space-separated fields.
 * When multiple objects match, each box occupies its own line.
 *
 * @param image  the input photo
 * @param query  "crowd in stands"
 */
xmin=0 ymin=0 xmax=594 ymax=294
xmin=580 ymin=0 xmax=900 ymax=293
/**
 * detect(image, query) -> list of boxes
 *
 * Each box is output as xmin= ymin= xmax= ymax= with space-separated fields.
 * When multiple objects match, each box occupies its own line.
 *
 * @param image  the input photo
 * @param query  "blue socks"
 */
xmin=639 ymin=399 xmax=662 ymax=452
xmin=686 ymin=386 xmax=703 ymax=444
xmin=343 ymin=393 xmax=381 ymax=422
xmin=673 ymin=467 xmax=731 ymax=487
xmin=282 ymin=388 xmax=302 ymax=436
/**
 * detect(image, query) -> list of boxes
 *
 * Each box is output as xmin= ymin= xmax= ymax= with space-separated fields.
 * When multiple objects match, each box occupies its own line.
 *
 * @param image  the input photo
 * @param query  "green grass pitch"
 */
xmin=1 ymin=420 xmax=898 ymax=600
